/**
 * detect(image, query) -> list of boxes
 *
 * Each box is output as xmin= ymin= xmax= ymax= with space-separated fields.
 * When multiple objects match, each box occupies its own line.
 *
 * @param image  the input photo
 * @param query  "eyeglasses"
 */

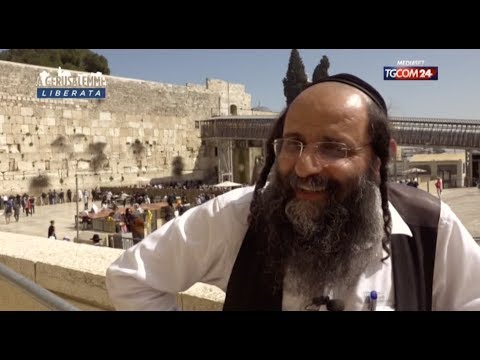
xmin=273 ymin=138 xmax=370 ymax=163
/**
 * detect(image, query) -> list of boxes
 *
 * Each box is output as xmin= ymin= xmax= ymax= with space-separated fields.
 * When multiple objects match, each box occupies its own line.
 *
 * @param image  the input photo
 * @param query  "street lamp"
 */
xmin=75 ymin=172 xmax=79 ymax=242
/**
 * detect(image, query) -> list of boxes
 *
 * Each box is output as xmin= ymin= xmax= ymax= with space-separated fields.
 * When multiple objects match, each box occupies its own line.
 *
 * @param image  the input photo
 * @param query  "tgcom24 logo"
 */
xmin=384 ymin=60 xmax=438 ymax=81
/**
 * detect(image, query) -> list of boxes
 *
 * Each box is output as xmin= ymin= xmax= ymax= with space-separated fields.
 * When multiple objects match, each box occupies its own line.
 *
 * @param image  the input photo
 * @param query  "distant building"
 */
xmin=408 ymin=152 xmax=466 ymax=188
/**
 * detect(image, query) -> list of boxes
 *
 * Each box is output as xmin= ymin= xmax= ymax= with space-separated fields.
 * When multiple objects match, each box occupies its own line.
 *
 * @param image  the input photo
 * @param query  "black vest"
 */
xmin=223 ymin=182 xmax=440 ymax=311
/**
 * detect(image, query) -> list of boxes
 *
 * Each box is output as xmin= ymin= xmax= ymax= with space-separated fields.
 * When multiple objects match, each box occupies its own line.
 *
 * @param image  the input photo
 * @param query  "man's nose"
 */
xmin=294 ymin=151 xmax=327 ymax=178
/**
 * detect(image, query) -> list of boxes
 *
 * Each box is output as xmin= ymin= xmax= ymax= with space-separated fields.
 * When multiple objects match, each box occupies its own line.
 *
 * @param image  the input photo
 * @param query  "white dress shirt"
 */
xmin=106 ymin=186 xmax=480 ymax=311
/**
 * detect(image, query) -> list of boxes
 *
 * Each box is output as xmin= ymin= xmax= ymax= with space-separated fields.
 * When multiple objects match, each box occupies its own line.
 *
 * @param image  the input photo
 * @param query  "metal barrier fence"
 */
xmin=0 ymin=262 xmax=80 ymax=311
xmin=108 ymin=234 xmax=134 ymax=249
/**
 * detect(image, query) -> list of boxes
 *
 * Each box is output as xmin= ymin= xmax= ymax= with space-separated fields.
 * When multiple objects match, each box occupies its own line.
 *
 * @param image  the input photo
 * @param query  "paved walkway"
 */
xmin=0 ymin=186 xmax=479 ymax=240
xmin=438 ymin=187 xmax=480 ymax=238
xmin=0 ymin=201 xmax=99 ymax=240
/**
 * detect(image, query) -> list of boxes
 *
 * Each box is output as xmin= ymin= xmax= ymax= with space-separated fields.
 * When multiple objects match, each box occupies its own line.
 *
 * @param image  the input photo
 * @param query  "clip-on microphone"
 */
xmin=310 ymin=296 xmax=345 ymax=311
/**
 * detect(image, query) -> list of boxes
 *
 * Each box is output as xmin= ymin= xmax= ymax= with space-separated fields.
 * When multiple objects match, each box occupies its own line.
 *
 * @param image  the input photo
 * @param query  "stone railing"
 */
xmin=0 ymin=232 xmax=225 ymax=311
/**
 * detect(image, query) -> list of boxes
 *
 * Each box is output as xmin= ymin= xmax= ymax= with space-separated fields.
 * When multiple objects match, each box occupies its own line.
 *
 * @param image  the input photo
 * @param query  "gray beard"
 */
xmin=258 ymin=166 xmax=385 ymax=299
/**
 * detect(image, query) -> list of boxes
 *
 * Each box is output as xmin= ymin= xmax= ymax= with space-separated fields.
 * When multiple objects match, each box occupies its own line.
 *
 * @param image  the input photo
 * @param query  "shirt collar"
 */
xmin=388 ymin=201 xmax=413 ymax=237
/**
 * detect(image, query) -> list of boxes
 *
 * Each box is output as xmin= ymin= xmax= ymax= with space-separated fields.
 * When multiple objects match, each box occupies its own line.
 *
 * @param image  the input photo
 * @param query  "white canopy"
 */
xmin=403 ymin=168 xmax=427 ymax=175
xmin=213 ymin=181 xmax=243 ymax=188
xmin=137 ymin=177 xmax=151 ymax=185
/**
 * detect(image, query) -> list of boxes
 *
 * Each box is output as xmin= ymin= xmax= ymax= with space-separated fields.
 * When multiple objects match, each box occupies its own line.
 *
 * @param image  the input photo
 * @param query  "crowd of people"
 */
xmin=1 ymin=194 xmax=36 ymax=224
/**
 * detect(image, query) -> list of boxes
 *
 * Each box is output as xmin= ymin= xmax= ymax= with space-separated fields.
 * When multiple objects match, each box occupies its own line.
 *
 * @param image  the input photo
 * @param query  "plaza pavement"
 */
xmin=0 ymin=186 xmax=479 ymax=241
xmin=438 ymin=187 xmax=480 ymax=239
xmin=0 ymin=200 xmax=100 ymax=241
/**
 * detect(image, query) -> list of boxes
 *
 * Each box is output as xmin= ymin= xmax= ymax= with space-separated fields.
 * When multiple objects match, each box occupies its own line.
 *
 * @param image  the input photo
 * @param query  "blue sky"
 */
xmin=88 ymin=49 xmax=480 ymax=119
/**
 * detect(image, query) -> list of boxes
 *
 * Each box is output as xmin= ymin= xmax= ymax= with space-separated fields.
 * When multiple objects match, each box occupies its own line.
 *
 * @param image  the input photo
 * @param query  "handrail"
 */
xmin=0 ymin=262 xmax=80 ymax=311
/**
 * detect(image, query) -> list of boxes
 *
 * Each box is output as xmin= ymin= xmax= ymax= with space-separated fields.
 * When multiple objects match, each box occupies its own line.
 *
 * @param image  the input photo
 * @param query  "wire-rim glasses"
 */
xmin=273 ymin=138 xmax=370 ymax=163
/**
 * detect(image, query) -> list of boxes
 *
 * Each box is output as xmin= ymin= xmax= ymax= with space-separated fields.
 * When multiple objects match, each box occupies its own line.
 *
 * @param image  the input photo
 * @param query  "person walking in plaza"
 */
xmin=48 ymin=220 xmax=56 ymax=239
xmin=435 ymin=177 xmax=443 ymax=199
xmin=4 ymin=198 xmax=13 ymax=224
xmin=13 ymin=201 xmax=20 ymax=222
xmin=29 ymin=196 xmax=35 ymax=214
xmin=84 ymin=189 xmax=89 ymax=210
xmin=25 ymin=197 xmax=32 ymax=217
xmin=77 ymin=189 xmax=83 ymax=204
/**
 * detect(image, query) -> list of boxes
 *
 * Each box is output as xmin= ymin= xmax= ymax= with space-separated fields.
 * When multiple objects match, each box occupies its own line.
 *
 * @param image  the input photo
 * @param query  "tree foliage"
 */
xmin=88 ymin=142 xmax=107 ymax=154
xmin=29 ymin=175 xmax=51 ymax=191
xmin=91 ymin=153 xmax=108 ymax=172
xmin=131 ymin=139 xmax=146 ymax=159
xmin=172 ymin=156 xmax=185 ymax=178
xmin=282 ymin=49 xmax=308 ymax=106
xmin=312 ymin=55 xmax=330 ymax=82
xmin=88 ymin=142 xmax=108 ymax=172
xmin=51 ymin=135 xmax=72 ymax=153
xmin=0 ymin=49 xmax=110 ymax=74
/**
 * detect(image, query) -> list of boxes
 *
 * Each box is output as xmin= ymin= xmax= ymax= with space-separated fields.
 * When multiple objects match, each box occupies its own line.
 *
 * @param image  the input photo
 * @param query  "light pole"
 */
xmin=75 ymin=172 xmax=79 ymax=242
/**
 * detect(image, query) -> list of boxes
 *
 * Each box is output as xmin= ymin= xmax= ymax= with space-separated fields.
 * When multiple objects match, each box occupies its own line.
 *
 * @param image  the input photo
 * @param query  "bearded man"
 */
xmin=106 ymin=74 xmax=480 ymax=311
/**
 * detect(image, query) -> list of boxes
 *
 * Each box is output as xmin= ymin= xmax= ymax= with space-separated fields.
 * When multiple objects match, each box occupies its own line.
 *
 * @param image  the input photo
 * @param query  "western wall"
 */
xmin=0 ymin=60 xmax=275 ymax=195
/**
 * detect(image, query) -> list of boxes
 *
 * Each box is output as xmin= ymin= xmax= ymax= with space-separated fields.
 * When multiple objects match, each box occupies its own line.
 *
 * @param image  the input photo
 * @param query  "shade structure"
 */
xmin=403 ymin=168 xmax=427 ymax=175
xmin=213 ymin=181 xmax=243 ymax=188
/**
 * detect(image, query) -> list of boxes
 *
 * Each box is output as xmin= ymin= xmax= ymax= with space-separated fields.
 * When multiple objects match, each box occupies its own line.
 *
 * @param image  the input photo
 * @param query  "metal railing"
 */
xmin=108 ymin=234 xmax=134 ymax=249
xmin=0 ymin=262 xmax=80 ymax=311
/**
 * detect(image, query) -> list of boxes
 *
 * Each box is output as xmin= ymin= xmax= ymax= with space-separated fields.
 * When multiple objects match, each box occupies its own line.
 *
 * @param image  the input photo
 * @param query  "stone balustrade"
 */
xmin=0 ymin=231 xmax=225 ymax=311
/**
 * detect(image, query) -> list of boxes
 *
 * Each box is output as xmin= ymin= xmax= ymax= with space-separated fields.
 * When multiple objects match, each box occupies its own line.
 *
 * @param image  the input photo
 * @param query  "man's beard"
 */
xmin=257 ymin=165 xmax=385 ymax=298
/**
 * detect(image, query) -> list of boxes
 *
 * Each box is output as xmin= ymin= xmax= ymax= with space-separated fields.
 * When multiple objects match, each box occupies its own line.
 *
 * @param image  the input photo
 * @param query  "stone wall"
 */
xmin=206 ymin=79 xmax=252 ymax=116
xmin=0 ymin=60 xmax=253 ymax=194
xmin=0 ymin=231 xmax=226 ymax=311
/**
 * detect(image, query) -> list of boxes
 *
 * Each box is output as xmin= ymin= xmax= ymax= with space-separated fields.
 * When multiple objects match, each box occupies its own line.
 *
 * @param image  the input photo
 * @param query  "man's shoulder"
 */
xmin=214 ymin=186 xmax=255 ymax=208
xmin=388 ymin=182 xmax=439 ymax=205
xmin=388 ymin=182 xmax=441 ymax=228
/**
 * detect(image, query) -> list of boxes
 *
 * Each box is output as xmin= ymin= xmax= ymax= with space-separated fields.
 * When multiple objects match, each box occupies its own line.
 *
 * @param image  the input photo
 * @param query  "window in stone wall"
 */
xmin=214 ymin=147 xmax=218 ymax=157
xmin=8 ymin=158 xmax=16 ymax=171
xmin=45 ymin=160 xmax=50 ymax=171
xmin=230 ymin=104 xmax=238 ymax=115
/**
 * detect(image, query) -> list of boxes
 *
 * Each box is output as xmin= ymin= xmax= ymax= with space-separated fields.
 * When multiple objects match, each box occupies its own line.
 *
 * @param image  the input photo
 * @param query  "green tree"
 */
xmin=0 ymin=49 xmax=110 ymax=74
xmin=312 ymin=55 xmax=330 ymax=82
xmin=172 ymin=156 xmax=185 ymax=178
xmin=83 ymin=52 xmax=109 ymax=74
xmin=282 ymin=49 xmax=308 ymax=106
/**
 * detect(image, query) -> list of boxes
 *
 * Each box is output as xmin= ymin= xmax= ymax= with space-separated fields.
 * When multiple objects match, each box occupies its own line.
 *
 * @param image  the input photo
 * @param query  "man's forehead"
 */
xmin=292 ymin=82 xmax=371 ymax=108
xmin=282 ymin=84 xmax=372 ymax=143
xmin=307 ymin=73 xmax=388 ymax=114
xmin=285 ymin=83 xmax=370 ymax=125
